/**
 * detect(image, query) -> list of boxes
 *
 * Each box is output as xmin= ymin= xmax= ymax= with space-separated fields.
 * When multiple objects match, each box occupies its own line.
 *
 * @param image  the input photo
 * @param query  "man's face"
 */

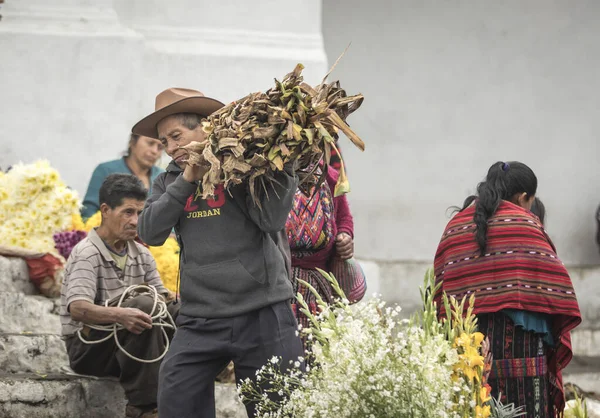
xmin=100 ymin=198 xmax=145 ymax=242
xmin=157 ymin=115 xmax=206 ymax=168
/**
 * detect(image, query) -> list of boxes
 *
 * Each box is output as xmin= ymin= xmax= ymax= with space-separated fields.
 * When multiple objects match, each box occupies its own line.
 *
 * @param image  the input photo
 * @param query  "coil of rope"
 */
xmin=77 ymin=284 xmax=176 ymax=363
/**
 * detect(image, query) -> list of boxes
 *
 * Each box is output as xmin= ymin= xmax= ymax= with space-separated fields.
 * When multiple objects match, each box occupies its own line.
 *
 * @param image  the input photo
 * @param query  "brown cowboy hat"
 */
xmin=132 ymin=88 xmax=225 ymax=139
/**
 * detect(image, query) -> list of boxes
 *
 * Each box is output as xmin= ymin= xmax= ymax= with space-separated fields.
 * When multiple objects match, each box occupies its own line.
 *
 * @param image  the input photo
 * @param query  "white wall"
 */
xmin=323 ymin=0 xmax=600 ymax=266
xmin=0 ymin=0 xmax=327 ymax=198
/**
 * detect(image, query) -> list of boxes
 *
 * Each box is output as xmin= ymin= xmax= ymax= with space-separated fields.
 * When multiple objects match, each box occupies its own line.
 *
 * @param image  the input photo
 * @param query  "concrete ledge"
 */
xmin=571 ymin=330 xmax=600 ymax=358
xmin=0 ymin=373 xmax=126 ymax=418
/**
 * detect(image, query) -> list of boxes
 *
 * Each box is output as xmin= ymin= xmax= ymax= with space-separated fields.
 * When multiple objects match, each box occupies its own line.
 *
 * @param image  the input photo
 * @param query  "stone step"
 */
xmin=0 ymin=292 xmax=60 ymax=334
xmin=0 ymin=334 xmax=68 ymax=374
xmin=0 ymin=256 xmax=36 ymax=296
xmin=0 ymin=373 xmax=247 ymax=418
xmin=0 ymin=373 xmax=125 ymax=418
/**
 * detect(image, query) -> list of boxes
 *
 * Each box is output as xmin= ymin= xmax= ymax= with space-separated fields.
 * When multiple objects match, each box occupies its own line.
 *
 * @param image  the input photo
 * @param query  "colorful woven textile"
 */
xmin=479 ymin=312 xmax=550 ymax=417
xmin=286 ymin=181 xmax=335 ymax=254
xmin=434 ymin=200 xmax=581 ymax=414
xmin=286 ymin=166 xmax=353 ymax=271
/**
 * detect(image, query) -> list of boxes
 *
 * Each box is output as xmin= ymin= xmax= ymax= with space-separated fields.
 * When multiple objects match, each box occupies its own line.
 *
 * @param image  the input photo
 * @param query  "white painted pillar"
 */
xmin=0 ymin=0 xmax=327 ymax=196
xmin=0 ymin=0 xmax=144 ymax=193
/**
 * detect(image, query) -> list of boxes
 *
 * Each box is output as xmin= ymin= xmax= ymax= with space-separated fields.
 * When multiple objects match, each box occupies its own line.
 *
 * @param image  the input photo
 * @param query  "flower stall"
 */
xmin=0 ymin=161 xmax=80 ymax=296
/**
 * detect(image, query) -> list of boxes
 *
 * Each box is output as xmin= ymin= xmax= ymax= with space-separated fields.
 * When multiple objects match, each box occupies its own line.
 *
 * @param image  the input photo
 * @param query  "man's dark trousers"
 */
xmin=158 ymin=300 xmax=304 ymax=418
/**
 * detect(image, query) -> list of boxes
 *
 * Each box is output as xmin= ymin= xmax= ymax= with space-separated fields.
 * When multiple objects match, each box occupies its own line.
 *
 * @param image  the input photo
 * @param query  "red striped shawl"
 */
xmin=434 ymin=200 xmax=581 ymax=414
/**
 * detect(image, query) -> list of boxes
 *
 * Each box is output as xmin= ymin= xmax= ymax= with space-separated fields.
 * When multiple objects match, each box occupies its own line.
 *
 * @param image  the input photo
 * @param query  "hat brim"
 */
xmin=132 ymin=96 xmax=225 ymax=139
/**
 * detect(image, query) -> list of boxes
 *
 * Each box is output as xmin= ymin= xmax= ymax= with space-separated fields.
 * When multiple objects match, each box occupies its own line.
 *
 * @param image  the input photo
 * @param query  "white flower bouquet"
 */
xmin=239 ymin=269 xmax=499 ymax=418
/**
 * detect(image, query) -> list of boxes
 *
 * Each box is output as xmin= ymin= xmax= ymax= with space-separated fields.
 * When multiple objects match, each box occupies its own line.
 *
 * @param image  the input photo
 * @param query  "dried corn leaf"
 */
xmin=253 ymin=126 xmax=280 ymax=139
xmin=218 ymin=137 xmax=239 ymax=149
xmin=279 ymin=143 xmax=290 ymax=157
xmin=249 ymin=154 xmax=267 ymax=167
xmin=230 ymin=144 xmax=245 ymax=158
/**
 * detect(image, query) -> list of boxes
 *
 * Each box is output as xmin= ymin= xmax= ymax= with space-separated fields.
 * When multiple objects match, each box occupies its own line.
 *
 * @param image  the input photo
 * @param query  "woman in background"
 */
xmin=285 ymin=163 xmax=366 ymax=346
xmin=434 ymin=161 xmax=580 ymax=417
xmin=81 ymin=134 xmax=163 ymax=219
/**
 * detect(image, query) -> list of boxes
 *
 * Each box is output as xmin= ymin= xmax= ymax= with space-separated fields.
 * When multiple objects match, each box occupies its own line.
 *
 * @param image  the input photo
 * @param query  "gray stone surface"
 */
xmin=0 ymin=374 xmax=246 ymax=418
xmin=215 ymin=383 xmax=248 ymax=418
xmin=0 ymin=257 xmax=35 ymax=296
xmin=0 ymin=292 xmax=60 ymax=334
xmin=564 ymin=371 xmax=600 ymax=394
xmin=0 ymin=334 xmax=68 ymax=374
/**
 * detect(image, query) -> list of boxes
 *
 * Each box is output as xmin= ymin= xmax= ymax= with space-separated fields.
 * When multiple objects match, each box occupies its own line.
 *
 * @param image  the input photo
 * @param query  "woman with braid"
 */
xmin=434 ymin=161 xmax=581 ymax=417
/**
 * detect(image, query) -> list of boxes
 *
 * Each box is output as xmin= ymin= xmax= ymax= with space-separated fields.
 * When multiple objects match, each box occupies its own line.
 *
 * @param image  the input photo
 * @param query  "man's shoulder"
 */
xmin=68 ymin=237 xmax=101 ymax=264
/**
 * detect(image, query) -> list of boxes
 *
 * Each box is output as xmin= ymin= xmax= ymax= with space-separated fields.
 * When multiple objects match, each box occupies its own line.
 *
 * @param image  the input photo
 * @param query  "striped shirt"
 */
xmin=60 ymin=228 xmax=166 ymax=336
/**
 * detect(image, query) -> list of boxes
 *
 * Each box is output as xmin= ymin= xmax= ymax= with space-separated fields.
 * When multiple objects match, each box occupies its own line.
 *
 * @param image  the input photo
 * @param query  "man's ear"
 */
xmin=99 ymin=203 xmax=110 ymax=219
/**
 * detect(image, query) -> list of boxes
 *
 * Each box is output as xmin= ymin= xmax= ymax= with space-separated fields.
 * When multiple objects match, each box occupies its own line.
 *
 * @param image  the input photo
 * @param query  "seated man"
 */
xmin=60 ymin=173 xmax=178 ymax=418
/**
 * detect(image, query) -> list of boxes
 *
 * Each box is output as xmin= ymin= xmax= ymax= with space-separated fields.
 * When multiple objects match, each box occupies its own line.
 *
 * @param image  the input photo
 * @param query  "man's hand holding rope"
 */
xmin=119 ymin=308 xmax=153 ymax=335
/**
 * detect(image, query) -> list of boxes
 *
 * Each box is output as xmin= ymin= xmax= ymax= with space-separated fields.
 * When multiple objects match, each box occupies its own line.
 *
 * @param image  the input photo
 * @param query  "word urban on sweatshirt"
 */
xmin=186 ymin=208 xmax=221 ymax=219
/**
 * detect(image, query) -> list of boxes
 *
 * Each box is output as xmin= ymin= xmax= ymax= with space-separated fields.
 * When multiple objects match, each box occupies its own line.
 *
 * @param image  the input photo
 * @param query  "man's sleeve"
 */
xmin=142 ymin=251 xmax=167 ymax=295
xmin=245 ymin=166 xmax=298 ymax=233
xmin=64 ymin=257 xmax=97 ymax=311
xmin=138 ymin=173 xmax=196 ymax=246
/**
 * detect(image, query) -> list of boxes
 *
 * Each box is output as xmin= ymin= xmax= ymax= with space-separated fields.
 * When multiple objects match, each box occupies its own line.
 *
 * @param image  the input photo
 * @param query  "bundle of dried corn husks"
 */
xmin=183 ymin=63 xmax=365 ymax=207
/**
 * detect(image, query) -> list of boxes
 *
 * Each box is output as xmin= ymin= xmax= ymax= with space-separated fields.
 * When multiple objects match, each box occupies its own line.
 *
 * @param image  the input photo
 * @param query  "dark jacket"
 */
xmin=138 ymin=161 xmax=297 ymax=318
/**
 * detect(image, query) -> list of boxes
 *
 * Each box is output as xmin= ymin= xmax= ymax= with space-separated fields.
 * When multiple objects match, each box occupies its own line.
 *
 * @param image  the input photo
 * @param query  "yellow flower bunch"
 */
xmin=442 ymin=292 xmax=491 ymax=418
xmin=149 ymin=237 xmax=180 ymax=293
xmin=82 ymin=211 xmax=102 ymax=232
xmin=70 ymin=213 xmax=86 ymax=231
xmin=453 ymin=332 xmax=485 ymax=382
xmin=0 ymin=160 xmax=81 ymax=254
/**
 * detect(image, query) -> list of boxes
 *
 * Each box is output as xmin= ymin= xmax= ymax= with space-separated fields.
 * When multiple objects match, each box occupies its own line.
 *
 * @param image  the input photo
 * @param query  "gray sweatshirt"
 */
xmin=138 ymin=161 xmax=298 ymax=318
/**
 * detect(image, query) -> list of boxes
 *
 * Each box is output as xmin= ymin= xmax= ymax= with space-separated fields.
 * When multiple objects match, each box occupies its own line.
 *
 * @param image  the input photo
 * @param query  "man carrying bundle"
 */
xmin=60 ymin=173 xmax=178 ymax=418
xmin=133 ymin=88 xmax=304 ymax=418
